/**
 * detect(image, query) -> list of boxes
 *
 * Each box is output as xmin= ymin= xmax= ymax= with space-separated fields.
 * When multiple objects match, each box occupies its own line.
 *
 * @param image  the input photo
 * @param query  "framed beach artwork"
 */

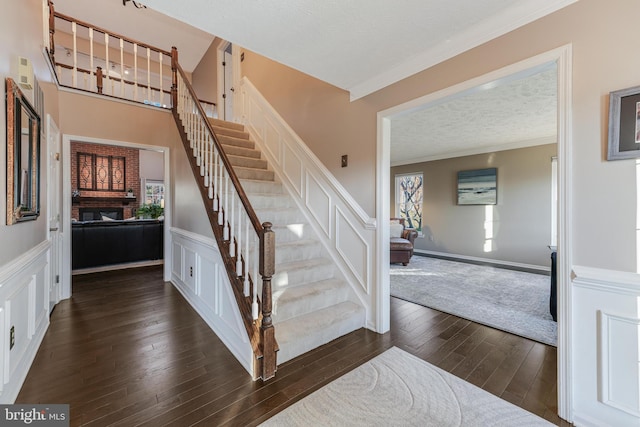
xmin=607 ymin=85 xmax=640 ymax=160
xmin=457 ymin=168 xmax=497 ymax=205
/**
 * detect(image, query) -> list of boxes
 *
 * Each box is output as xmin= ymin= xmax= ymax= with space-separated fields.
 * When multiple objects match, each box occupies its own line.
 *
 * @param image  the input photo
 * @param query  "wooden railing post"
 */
xmin=48 ymin=1 xmax=55 ymax=58
xmin=171 ymin=46 xmax=178 ymax=109
xmin=259 ymin=222 xmax=277 ymax=379
xmin=96 ymin=66 xmax=103 ymax=94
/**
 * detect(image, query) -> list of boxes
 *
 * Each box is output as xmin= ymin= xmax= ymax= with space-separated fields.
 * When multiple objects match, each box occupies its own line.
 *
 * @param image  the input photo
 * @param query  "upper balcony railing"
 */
xmin=45 ymin=1 xmax=216 ymax=116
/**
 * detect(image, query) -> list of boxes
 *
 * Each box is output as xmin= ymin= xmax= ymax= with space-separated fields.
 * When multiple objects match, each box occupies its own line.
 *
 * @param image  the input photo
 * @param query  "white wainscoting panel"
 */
xmin=0 ymin=241 xmax=50 ymax=403
xmin=599 ymin=311 xmax=640 ymax=417
xmin=572 ymin=265 xmax=640 ymax=426
xmin=169 ymin=228 xmax=254 ymax=378
xmin=238 ymin=78 xmax=379 ymax=330
xmin=306 ymin=171 xmax=331 ymax=237
xmin=335 ymin=207 xmax=369 ymax=293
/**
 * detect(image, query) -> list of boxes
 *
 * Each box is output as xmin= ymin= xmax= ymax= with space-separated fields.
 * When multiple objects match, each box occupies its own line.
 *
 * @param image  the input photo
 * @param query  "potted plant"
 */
xmin=126 ymin=188 xmax=134 ymax=197
xmin=136 ymin=203 xmax=163 ymax=219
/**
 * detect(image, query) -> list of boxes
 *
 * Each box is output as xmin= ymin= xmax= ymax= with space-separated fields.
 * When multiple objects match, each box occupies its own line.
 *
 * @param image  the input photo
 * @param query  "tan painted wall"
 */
xmin=0 ymin=0 xmax=59 ymax=267
xmin=192 ymin=38 xmax=220 ymax=105
xmin=391 ymin=144 xmax=557 ymax=267
xmin=241 ymin=0 xmax=640 ymax=272
xmin=57 ymin=91 xmax=214 ymax=238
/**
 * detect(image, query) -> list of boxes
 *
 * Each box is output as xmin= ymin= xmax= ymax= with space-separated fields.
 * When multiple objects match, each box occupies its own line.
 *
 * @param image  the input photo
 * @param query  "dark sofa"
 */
xmin=72 ymin=219 xmax=164 ymax=269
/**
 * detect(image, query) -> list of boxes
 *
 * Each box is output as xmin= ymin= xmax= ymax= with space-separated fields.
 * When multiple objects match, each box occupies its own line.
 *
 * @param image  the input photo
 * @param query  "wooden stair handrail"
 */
xmin=171 ymin=47 xmax=277 ymax=380
xmin=172 ymin=55 xmax=263 ymax=235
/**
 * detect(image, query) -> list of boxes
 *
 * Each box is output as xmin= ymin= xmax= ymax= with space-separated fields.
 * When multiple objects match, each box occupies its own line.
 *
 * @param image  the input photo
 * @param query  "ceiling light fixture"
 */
xmin=122 ymin=0 xmax=146 ymax=9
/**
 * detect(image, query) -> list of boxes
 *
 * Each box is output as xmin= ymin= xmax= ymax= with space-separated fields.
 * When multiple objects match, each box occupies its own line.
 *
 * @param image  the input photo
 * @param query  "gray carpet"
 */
xmin=391 ymin=256 xmax=557 ymax=346
xmin=260 ymin=347 xmax=553 ymax=426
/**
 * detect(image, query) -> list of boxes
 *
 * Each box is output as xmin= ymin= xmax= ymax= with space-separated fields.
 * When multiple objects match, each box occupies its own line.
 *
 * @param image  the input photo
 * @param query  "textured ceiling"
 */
xmin=52 ymin=0 xmax=215 ymax=72
xmin=138 ymin=0 xmax=575 ymax=99
xmin=390 ymin=64 xmax=557 ymax=165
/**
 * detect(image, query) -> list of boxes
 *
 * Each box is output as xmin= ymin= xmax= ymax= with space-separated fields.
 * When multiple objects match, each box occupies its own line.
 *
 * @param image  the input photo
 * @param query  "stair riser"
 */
xmin=275 ymin=304 xmax=365 ymax=363
xmin=223 ymin=145 xmax=262 ymax=159
xmin=272 ymin=225 xmax=313 ymax=243
xmin=273 ymin=262 xmax=334 ymax=289
xmin=219 ymin=136 xmax=254 ymax=150
xmin=255 ymin=208 xmax=306 ymax=225
xmin=273 ymin=284 xmax=352 ymax=323
xmin=275 ymin=242 xmax=323 ymax=264
xmin=208 ymin=118 xmax=245 ymax=131
xmin=235 ymin=168 xmax=274 ymax=182
xmin=241 ymin=180 xmax=283 ymax=194
xmin=229 ymin=156 xmax=269 ymax=170
xmin=212 ymin=126 xmax=250 ymax=140
xmin=246 ymin=194 xmax=294 ymax=210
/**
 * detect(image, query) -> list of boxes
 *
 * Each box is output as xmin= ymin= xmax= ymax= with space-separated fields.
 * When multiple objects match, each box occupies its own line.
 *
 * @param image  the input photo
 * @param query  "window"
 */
xmin=144 ymin=180 xmax=165 ymax=205
xmin=395 ymin=173 xmax=423 ymax=233
xmin=77 ymin=152 xmax=126 ymax=191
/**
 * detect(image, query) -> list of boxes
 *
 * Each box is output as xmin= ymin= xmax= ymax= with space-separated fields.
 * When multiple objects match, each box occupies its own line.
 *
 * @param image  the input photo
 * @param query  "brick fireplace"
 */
xmin=71 ymin=142 xmax=140 ymax=220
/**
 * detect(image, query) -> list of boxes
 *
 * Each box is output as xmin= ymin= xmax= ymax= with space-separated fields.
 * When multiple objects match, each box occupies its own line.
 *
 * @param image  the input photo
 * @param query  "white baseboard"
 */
xmin=413 ymin=249 xmax=550 ymax=273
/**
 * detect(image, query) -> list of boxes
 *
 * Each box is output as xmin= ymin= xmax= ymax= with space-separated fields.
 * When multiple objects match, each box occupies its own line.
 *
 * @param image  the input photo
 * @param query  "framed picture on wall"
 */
xmin=457 ymin=168 xmax=497 ymax=205
xmin=607 ymin=85 xmax=640 ymax=160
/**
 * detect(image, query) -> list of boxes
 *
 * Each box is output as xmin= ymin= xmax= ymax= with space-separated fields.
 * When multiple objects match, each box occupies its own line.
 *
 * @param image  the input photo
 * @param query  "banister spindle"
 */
xmin=89 ymin=28 xmax=94 ymax=91
xmin=244 ymin=218 xmax=250 ymax=295
xmin=48 ymin=1 xmax=55 ymax=58
xmin=96 ymin=67 xmax=103 ymax=94
xmin=146 ymin=47 xmax=151 ymax=101
xmin=171 ymin=46 xmax=178 ymax=109
xmin=119 ymin=38 xmax=125 ymax=97
xmin=72 ymin=22 xmax=77 ymax=88
xmin=104 ymin=32 xmax=110 ymax=92
xmin=229 ymin=190 xmax=236 ymax=257
xmin=134 ymin=43 xmax=139 ymax=102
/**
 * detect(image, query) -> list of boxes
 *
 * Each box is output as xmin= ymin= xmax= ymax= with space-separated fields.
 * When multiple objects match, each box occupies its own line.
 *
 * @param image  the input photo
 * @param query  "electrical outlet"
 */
xmin=10 ymin=326 xmax=15 ymax=350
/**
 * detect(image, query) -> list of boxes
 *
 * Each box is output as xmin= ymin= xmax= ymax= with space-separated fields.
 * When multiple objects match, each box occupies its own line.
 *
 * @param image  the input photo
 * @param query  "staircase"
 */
xmin=208 ymin=118 xmax=366 ymax=363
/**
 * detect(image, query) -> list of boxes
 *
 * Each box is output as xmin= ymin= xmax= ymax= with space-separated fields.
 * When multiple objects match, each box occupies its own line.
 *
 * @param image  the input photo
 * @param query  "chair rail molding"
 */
xmin=238 ymin=77 xmax=379 ymax=330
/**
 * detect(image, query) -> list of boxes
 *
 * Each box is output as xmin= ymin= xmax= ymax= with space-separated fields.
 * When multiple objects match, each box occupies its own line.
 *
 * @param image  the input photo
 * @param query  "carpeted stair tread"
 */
xmin=218 ymin=134 xmax=255 ymax=150
xmin=211 ymin=125 xmax=250 ymax=140
xmin=275 ymin=301 xmax=365 ymax=363
xmin=254 ymin=206 xmax=306 ymax=224
xmin=222 ymin=145 xmax=262 ymax=159
xmin=274 ymin=239 xmax=323 ymax=263
xmin=270 ymin=223 xmax=313 ymax=243
xmin=227 ymin=154 xmax=269 ymax=170
xmin=240 ymin=179 xmax=284 ymax=194
xmin=234 ymin=166 xmax=275 ymax=182
xmin=273 ymin=278 xmax=353 ymax=323
xmin=273 ymin=257 xmax=335 ymax=288
xmin=208 ymin=118 xmax=245 ymax=131
xmin=246 ymin=192 xmax=294 ymax=210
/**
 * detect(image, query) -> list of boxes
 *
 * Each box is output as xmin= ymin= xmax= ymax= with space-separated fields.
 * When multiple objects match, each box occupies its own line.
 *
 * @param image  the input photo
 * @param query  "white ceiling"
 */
xmin=138 ymin=0 xmax=575 ymax=100
xmin=52 ymin=0 xmax=215 ymax=72
xmin=51 ymin=0 xmax=564 ymax=162
xmin=390 ymin=64 xmax=558 ymax=166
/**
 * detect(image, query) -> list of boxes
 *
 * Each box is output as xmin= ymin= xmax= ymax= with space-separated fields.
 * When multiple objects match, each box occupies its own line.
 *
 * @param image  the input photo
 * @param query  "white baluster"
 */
xmin=224 ymin=172 xmax=230 ymax=240
xmin=218 ymin=167 xmax=225 ymax=226
xmin=104 ymin=32 xmax=110 ymax=93
xmin=203 ymin=131 xmax=209 ymax=187
xmin=209 ymin=134 xmax=214 ymax=199
xmin=146 ymin=47 xmax=151 ymax=102
xmin=89 ymin=28 xmax=94 ymax=91
xmin=243 ymin=218 xmax=250 ymax=296
xmin=119 ymin=38 xmax=124 ymax=97
xmin=252 ymin=235 xmax=259 ymax=320
xmin=133 ymin=43 xmax=138 ymax=102
xmin=229 ymin=190 xmax=236 ymax=257
xmin=211 ymin=150 xmax=218 ymax=204
xmin=72 ymin=22 xmax=77 ymax=88
xmin=236 ymin=202 xmax=243 ymax=275
xmin=159 ymin=51 xmax=163 ymax=104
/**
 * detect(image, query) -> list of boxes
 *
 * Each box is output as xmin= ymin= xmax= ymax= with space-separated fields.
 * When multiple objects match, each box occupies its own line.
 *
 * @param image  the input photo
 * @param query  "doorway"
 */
xmin=60 ymin=135 xmax=172 ymax=299
xmin=376 ymin=45 xmax=573 ymax=420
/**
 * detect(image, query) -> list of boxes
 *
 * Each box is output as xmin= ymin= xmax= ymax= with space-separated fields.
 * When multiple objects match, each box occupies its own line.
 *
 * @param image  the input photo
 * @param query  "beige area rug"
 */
xmin=260 ymin=347 xmax=553 ymax=426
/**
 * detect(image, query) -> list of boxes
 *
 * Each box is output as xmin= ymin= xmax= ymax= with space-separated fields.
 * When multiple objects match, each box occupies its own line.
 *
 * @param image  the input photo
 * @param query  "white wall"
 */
xmin=140 ymin=149 xmax=165 ymax=182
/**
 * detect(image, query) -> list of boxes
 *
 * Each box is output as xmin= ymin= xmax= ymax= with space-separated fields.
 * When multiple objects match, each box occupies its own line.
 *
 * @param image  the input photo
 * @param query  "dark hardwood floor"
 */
xmin=17 ymin=265 xmax=571 ymax=426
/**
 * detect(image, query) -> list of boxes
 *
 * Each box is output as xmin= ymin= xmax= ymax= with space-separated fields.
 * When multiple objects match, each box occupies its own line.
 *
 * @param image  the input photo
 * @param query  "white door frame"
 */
xmin=375 ymin=44 xmax=574 ymax=421
xmin=46 ymin=114 xmax=62 ymax=309
xmin=61 ymin=135 xmax=172 ymax=299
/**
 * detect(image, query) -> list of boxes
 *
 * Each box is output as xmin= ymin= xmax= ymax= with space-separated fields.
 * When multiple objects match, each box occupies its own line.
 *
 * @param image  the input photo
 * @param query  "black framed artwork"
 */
xmin=607 ymin=85 xmax=640 ymax=160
